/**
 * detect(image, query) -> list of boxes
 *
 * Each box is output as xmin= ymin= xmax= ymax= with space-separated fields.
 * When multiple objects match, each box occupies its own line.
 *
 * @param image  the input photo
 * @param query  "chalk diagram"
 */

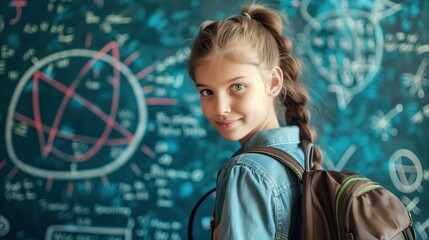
xmin=0 ymin=215 xmax=10 ymax=238
xmin=5 ymin=41 xmax=147 ymax=180
xmin=300 ymin=0 xmax=402 ymax=109
xmin=370 ymin=103 xmax=403 ymax=141
xmin=389 ymin=149 xmax=423 ymax=194
xmin=401 ymin=58 xmax=428 ymax=99
xmin=45 ymin=221 xmax=134 ymax=240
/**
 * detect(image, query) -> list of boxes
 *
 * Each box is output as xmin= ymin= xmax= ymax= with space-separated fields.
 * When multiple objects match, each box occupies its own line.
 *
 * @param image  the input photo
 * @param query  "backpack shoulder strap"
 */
xmin=235 ymin=146 xmax=305 ymax=181
xmin=188 ymin=187 xmax=216 ymax=240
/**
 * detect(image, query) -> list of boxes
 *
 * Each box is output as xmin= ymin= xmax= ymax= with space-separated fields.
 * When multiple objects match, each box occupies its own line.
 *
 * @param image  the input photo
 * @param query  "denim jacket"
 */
xmin=214 ymin=126 xmax=304 ymax=239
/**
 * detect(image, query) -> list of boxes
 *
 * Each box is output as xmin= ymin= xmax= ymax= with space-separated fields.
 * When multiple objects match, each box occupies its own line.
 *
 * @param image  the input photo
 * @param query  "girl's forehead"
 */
xmin=195 ymin=59 xmax=268 ymax=87
xmin=197 ymin=58 xmax=254 ymax=75
xmin=197 ymin=51 xmax=261 ymax=74
xmin=198 ymin=45 xmax=259 ymax=66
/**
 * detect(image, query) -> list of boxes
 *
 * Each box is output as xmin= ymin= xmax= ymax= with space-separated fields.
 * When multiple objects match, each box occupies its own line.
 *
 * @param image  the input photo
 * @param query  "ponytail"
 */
xmin=243 ymin=5 xmax=323 ymax=168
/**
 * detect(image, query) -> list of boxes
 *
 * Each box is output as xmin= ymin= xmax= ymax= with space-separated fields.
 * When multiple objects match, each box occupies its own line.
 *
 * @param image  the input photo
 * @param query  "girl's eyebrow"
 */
xmin=195 ymin=76 xmax=246 ymax=88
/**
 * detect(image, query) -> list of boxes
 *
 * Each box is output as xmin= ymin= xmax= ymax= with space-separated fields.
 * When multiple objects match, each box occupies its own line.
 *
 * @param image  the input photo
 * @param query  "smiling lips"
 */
xmin=216 ymin=119 xmax=241 ymax=128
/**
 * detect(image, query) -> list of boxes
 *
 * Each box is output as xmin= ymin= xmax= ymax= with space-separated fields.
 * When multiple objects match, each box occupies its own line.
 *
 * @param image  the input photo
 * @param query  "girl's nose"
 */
xmin=215 ymin=95 xmax=231 ymax=115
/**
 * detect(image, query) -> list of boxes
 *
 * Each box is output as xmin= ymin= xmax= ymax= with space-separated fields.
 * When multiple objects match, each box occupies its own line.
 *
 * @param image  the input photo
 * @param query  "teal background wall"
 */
xmin=0 ymin=0 xmax=428 ymax=239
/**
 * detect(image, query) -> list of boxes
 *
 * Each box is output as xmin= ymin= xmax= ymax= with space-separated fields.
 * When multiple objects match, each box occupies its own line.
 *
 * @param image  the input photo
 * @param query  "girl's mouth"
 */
xmin=216 ymin=119 xmax=240 ymax=128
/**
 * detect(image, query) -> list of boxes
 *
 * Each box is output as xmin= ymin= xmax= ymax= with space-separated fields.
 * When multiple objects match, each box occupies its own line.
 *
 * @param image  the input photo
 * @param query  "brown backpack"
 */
xmin=238 ymin=144 xmax=416 ymax=240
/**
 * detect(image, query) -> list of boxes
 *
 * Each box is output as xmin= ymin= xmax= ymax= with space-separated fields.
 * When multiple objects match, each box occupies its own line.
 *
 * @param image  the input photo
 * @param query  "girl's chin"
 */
xmin=217 ymin=132 xmax=242 ymax=142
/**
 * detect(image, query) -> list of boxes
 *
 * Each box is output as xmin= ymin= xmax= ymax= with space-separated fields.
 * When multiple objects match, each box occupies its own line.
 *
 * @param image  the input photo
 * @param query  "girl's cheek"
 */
xmin=252 ymin=77 xmax=266 ymax=105
xmin=200 ymin=101 xmax=210 ymax=116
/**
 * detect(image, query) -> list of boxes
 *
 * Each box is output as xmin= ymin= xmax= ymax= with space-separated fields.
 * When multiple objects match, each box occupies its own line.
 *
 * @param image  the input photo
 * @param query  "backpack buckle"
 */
xmin=210 ymin=215 xmax=215 ymax=232
xmin=305 ymin=143 xmax=314 ymax=171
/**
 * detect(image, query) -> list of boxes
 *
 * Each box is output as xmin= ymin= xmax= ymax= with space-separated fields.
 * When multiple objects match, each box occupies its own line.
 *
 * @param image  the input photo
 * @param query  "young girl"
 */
xmin=188 ymin=3 xmax=322 ymax=239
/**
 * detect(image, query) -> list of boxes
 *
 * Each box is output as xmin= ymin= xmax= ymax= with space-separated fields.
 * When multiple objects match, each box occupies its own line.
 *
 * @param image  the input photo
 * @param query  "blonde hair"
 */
xmin=188 ymin=4 xmax=323 ymax=167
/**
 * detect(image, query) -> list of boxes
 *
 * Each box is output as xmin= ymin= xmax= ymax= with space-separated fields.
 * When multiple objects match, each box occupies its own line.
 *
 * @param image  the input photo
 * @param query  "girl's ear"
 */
xmin=268 ymin=66 xmax=283 ymax=97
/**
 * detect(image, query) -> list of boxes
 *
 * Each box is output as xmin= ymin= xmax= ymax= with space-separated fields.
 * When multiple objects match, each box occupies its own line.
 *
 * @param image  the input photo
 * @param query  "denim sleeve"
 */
xmin=216 ymin=162 xmax=277 ymax=239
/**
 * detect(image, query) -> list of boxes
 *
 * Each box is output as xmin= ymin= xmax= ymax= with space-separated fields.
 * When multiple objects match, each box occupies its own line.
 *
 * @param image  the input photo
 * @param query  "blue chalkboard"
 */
xmin=0 ymin=0 xmax=428 ymax=239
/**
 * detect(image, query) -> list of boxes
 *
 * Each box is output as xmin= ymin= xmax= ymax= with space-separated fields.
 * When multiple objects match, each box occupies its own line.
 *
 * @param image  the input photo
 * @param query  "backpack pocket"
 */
xmin=337 ymin=178 xmax=412 ymax=240
xmin=335 ymin=177 xmax=373 ymax=238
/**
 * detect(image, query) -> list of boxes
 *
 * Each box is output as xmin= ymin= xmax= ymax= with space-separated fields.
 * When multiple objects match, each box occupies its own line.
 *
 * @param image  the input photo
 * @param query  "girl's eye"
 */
xmin=232 ymin=84 xmax=245 ymax=91
xmin=200 ymin=89 xmax=213 ymax=96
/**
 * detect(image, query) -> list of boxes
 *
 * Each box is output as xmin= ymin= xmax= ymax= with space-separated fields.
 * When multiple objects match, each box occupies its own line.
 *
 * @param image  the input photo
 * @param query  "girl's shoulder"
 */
xmin=217 ymin=148 xmax=302 ymax=195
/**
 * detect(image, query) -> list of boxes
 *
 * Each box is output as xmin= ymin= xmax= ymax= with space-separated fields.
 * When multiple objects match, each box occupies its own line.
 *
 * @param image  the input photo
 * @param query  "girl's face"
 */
xmin=194 ymin=58 xmax=282 ymax=145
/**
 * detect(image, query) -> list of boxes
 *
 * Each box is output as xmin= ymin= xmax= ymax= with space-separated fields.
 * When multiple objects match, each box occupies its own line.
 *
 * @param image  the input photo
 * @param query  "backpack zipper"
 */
xmin=335 ymin=177 xmax=368 ymax=238
xmin=408 ymin=212 xmax=414 ymax=228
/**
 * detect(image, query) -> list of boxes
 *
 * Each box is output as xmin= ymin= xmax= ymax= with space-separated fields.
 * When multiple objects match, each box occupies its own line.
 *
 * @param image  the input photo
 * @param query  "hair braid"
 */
xmin=278 ymin=35 xmax=323 ymax=168
xmin=244 ymin=5 xmax=323 ymax=168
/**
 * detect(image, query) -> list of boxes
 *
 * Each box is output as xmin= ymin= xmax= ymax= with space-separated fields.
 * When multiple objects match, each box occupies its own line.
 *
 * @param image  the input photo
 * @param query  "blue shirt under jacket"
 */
xmin=214 ymin=126 xmax=304 ymax=240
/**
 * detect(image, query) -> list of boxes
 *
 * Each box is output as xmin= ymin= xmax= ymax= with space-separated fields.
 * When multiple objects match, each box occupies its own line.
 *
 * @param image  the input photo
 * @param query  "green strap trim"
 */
xmin=335 ymin=177 xmax=369 ymax=238
xmin=356 ymin=184 xmax=383 ymax=196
